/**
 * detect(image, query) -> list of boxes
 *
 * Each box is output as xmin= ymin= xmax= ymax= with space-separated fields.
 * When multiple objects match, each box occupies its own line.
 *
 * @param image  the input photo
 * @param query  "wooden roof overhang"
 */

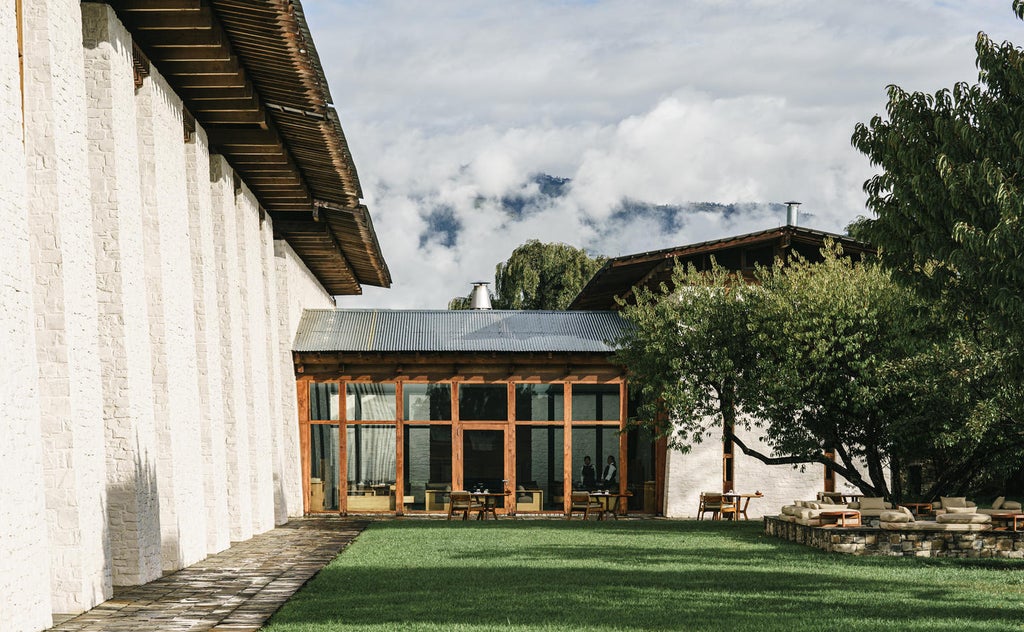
xmin=293 ymin=351 xmax=627 ymax=383
xmin=568 ymin=226 xmax=875 ymax=310
xmin=110 ymin=0 xmax=391 ymax=295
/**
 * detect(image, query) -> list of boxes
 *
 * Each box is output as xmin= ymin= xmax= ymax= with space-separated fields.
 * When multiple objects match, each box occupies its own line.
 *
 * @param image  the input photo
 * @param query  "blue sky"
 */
xmin=301 ymin=0 xmax=1022 ymax=308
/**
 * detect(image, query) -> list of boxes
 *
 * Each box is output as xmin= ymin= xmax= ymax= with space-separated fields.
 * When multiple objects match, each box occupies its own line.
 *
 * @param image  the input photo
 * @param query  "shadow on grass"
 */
xmin=267 ymin=520 xmax=1024 ymax=631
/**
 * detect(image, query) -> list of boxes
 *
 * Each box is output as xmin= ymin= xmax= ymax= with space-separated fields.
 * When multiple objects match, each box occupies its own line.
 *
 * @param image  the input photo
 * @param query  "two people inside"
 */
xmin=580 ymin=455 xmax=616 ymax=490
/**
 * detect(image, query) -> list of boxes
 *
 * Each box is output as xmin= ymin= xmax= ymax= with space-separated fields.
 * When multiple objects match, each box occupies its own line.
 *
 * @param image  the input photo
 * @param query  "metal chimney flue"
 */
xmin=785 ymin=201 xmax=801 ymax=226
xmin=469 ymin=281 xmax=492 ymax=310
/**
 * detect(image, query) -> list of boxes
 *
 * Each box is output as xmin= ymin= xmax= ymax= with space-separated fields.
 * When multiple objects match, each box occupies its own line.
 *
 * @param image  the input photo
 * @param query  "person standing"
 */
xmin=581 ymin=456 xmax=596 ymax=489
xmin=601 ymin=455 xmax=617 ymax=488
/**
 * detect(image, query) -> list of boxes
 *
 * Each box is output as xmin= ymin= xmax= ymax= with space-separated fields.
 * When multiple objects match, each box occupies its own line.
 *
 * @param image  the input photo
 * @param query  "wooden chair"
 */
xmin=567 ymin=491 xmax=602 ymax=520
xmin=698 ymin=493 xmax=736 ymax=520
xmin=447 ymin=491 xmax=483 ymax=521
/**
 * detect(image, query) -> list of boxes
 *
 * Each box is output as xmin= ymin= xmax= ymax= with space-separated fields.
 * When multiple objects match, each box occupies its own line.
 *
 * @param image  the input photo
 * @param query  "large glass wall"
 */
xmin=626 ymin=427 xmax=656 ymax=511
xmin=515 ymin=384 xmax=564 ymax=421
xmin=571 ymin=384 xmax=620 ymax=421
xmin=463 ymin=429 xmax=505 ymax=508
xmin=309 ymin=424 xmax=340 ymax=511
xmin=404 ymin=425 xmax=452 ymax=511
xmin=403 ymin=384 xmax=452 ymax=421
xmin=459 ymin=384 xmax=507 ymax=421
xmin=346 ymin=424 xmax=398 ymax=511
xmin=346 ymin=383 xmax=397 ymax=420
xmin=514 ymin=425 xmax=564 ymax=511
xmin=310 ymin=383 xmax=340 ymax=420
xmin=572 ymin=426 xmax=620 ymax=490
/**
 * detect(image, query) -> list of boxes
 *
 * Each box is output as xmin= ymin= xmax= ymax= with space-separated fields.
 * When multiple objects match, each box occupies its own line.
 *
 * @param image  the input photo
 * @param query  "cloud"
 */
xmin=304 ymin=0 xmax=1023 ymax=308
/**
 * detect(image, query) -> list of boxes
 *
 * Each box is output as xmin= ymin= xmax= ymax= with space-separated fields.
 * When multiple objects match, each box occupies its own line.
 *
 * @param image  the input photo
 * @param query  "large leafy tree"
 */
xmin=448 ymin=240 xmax=604 ymax=310
xmin=615 ymin=247 xmax=1018 ymax=498
xmin=850 ymin=1 xmax=1024 ymax=376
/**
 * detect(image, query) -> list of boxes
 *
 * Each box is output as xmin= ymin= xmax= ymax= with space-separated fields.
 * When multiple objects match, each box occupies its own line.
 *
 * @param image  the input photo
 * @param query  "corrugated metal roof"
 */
xmin=294 ymin=309 xmax=630 ymax=353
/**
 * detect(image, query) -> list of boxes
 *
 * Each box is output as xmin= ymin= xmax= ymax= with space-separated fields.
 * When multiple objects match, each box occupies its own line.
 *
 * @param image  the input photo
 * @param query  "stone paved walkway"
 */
xmin=48 ymin=517 xmax=367 ymax=632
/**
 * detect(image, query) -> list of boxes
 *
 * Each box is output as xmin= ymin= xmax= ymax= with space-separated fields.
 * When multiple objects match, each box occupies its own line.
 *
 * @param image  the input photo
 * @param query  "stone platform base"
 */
xmin=764 ymin=516 xmax=1024 ymax=558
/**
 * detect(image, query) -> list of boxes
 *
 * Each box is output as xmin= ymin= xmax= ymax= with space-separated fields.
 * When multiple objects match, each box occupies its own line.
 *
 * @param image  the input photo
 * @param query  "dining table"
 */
xmin=723 ymin=491 xmax=763 ymax=520
xmin=469 ymin=491 xmax=511 ymax=520
xmin=588 ymin=491 xmax=633 ymax=520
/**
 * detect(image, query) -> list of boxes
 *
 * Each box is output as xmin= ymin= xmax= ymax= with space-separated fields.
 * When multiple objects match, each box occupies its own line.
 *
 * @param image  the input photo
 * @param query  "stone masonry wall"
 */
xmin=185 ymin=128 xmax=231 ymax=555
xmin=135 ymin=66 xmax=207 ymax=572
xmin=210 ymin=155 xmax=254 ymax=542
xmin=0 ymin=1 xmax=54 ymax=629
xmin=82 ymin=3 xmax=163 ymax=588
xmin=22 ymin=0 xmax=110 ymax=614
xmin=275 ymin=241 xmax=334 ymax=517
xmin=764 ymin=517 xmax=1024 ymax=558
xmin=665 ymin=418 xmax=821 ymax=518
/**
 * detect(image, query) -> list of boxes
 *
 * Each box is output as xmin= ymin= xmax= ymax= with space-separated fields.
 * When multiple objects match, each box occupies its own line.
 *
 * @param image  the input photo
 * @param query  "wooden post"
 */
xmin=395 ymin=381 xmax=405 ymax=516
xmin=563 ymin=382 xmax=573 ymax=515
xmin=297 ymin=376 xmax=311 ymax=514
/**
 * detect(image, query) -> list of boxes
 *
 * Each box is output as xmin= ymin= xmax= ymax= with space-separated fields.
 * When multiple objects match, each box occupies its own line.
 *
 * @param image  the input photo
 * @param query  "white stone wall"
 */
xmin=82 ymin=3 xmax=162 ymax=588
xmin=2 ymin=3 xmax=343 ymax=627
xmin=0 ymin=1 xmax=54 ymax=629
xmin=23 ymin=0 xmax=110 ymax=614
xmin=664 ymin=419 xmax=822 ymax=519
xmin=275 ymin=241 xmax=334 ymax=517
xmin=136 ymin=66 xmax=207 ymax=572
xmin=185 ymin=128 xmax=231 ymax=555
xmin=210 ymin=155 xmax=254 ymax=542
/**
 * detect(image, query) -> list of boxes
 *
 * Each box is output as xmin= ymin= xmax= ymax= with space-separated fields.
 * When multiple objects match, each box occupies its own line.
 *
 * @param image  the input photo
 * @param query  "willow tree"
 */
xmin=448 ymin=240 xmax=604 ymax=310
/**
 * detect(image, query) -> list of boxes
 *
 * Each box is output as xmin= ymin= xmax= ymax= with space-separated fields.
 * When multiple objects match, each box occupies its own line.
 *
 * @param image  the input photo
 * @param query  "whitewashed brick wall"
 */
xmin=23 ymin=0 xmax=110 ymax=614
xmin=210 ymin=155 xmax=254 ymax=542
xmin=236 ymin=186 xmax=276 ymax=534
xmin=664 ymin=418 xmax=822 ymax=518
xmin=135 ymin=66 xmax=206 ymax=572
xmin=185 ymin=128 xmax=231 ymax=555
xmin=275 ymin=241 xmax=334 ymax=518
xmin=0 ymin=0 xmax=54 ymax=628
xmin=82 ymin=3 xmax=163 ymax=588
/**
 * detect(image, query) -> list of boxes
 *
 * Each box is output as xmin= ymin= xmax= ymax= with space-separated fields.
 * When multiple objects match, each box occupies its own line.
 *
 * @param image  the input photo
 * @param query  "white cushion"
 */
xmin=859 ymin=497 xmax=886 ymax=510
xmin=936 ymin=512 xmax=991 ymax=524
xmin=940 ymin=496 xmax=967 ymax=508
xmin=1003 ymin=500 xmax=1022 ymax=511
xmin=991 ymin=496 xmax=1005 ymax=510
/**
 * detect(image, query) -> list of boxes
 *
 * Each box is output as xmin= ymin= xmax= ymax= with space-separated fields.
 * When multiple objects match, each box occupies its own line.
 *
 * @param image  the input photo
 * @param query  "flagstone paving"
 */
xmin=48 ymin=517 xmax=367 ymax=632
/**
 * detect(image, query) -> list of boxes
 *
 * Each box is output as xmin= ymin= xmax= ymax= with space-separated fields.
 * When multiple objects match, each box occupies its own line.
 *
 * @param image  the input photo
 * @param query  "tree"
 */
xmin=615 ymin=246 xmax=1020 ymax=499
xmin=850 ymin=1 xmax=1024 ymax=375
xmin=448 ymin=240 xmax=604 ymax=310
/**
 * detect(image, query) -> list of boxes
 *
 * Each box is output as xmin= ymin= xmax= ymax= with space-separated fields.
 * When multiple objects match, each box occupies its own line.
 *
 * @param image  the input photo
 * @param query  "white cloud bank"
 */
xmin=301 ymin=0 xmax=1022 ymax=308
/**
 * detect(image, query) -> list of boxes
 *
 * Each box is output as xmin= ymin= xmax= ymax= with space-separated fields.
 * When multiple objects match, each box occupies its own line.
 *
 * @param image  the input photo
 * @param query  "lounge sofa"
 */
xmin=879 ymin=506 xmax=992 ymax=531
xmin=778 ymin=498 xmax=865 ymax=526
xmin=931 ymin=495 xmax=1023 ymax=516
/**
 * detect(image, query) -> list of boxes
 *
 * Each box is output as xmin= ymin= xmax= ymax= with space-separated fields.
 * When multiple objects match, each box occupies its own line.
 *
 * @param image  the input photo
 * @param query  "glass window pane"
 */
xmin=463 ymin=429 xmax=505 ymax=508
xmin=515 ymin=425 xmax=564 ymax=511
xmin=627 ymin=426 xmax=657 ymax=511
xmin=309 ymin=425 xmax=340 ymax=511
xmin=309 ymin=382 xmax=340 ymax=421
xmin=346 ymin=424 xmax=398 ymax=511
xmin=572 ymin=426 xmax=620 ymax=489
xmin=458 ymin=384 xmax=508 ymax=421
xmin=515 ymin=384 xmax=564 ymax=421
xmin=571 ymin=384 xmax=620 ymax=421
xmin=346 ymin=383 xmax=397 ymax=421
xmin=404 ymin=425 xmax=452 ymax=512
xmin=403 ymin=384 xmax=452 ymax=421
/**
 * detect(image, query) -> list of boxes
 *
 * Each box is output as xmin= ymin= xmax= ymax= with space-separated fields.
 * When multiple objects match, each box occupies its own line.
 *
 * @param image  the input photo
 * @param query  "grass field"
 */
xmin=263 ymin=520 xmax=1024 ymax=631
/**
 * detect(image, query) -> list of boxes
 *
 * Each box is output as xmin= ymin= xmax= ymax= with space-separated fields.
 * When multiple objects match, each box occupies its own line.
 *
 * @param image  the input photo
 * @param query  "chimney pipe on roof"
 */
xmin=784 ymin=201 xmax=801 ymax=226
xmin=469 ymin=281 xmax=492 ymax=310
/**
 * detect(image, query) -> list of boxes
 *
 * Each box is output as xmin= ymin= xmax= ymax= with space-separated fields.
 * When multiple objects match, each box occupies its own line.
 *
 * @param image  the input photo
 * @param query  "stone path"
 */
xmin=48 ymin=517 xmax=367 ymax=632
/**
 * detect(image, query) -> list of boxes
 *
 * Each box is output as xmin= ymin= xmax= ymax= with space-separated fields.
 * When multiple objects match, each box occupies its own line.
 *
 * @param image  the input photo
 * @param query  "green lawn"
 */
xmin=263 ymin=520 xmax=1024 ymax=631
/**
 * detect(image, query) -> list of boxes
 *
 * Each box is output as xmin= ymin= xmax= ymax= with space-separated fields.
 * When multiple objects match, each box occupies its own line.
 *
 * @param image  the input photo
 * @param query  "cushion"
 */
xmin=992 ymin=496 xmax=1005 ymax=510
xmin=940 ymin=496 xmax=968 ymax=508
xmin=880 ymin=510 xmax=912 ymax=523
xmin=1003 ymin=500 xmax=1022 ymax=511
xmin=946 ymin=505 xmax=975 ymax=514
xmin=936 ymin=512 xmax=991 ymax=524
xmin=818 ymin=496 xmax=841 ymax=505
xmin=859 ymin=497 xmax=886 ymax=510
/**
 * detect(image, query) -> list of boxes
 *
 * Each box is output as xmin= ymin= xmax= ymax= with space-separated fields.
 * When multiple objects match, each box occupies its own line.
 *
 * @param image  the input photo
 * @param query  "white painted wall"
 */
xmin=275 ymin=241 xmax=335 ymax=517
xmin=22 ymin=0 xmax=109 ymax=614
xmin=2 ymin=3 xmax=345 ymax=628
xmin=82 ymin=3 xmax=163 ymax=588
xmin=0 ymin=1 xmax=54 ymax=629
